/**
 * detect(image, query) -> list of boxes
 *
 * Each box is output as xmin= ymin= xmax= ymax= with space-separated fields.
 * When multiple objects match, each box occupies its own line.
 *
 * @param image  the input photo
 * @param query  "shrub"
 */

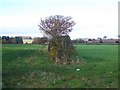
xmin=48 ymin=35 xmax=75 ymax=64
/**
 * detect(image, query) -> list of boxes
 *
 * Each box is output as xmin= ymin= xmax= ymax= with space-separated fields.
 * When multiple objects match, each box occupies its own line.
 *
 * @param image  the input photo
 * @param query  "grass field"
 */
xmin=2 ymin=44 xmax=118 ymax=88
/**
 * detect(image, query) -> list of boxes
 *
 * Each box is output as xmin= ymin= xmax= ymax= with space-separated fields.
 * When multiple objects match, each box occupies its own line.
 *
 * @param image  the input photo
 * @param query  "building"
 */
xmin=23 ymin=39 xmax=33 ymax=44
xmin=20 ymin=36 xmax=33 ymax=44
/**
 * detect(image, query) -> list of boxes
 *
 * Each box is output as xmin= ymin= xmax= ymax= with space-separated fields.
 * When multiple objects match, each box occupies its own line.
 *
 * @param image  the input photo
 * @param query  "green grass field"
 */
xmin=2 ymin=44 xmax=118 ymax=88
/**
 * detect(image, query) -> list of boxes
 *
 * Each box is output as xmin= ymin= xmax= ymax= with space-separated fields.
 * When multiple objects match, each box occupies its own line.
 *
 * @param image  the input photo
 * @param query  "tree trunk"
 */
xmin=48 ymin=42 xmax=50 ymax=51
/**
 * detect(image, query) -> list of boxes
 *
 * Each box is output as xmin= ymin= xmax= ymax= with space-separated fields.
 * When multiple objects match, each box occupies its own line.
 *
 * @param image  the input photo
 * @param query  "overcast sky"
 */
xmin=0 ymin=0 xmax=119 ymax=39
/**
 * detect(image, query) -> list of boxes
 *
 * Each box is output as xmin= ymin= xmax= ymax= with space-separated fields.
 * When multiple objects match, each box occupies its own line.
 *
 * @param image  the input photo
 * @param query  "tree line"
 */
xmin=1 ymin=36 xmax=23 ymax=44
xmin=32 ymin=37 xmax=48 ymax=44
xmin=0 ymin=36 xmax=48 ymax=44
xmin=1 ymin=36 xmax=119 ymax=44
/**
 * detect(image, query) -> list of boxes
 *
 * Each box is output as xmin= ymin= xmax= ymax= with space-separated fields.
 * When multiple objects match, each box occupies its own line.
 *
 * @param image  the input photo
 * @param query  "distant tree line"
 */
xmin=32 ymin=37 xmax=48 ymax=44
xmin=71 ymin=39 xmax=85 ymax=44
xmin=1 ymin=36 xmax=119 ymax=44
xmin=1 ymin=36 xmax=23 ymax=44
xmin=71 ymin=38 xmax=119 ymax=44
xmin=0 ymin=36 xmax=48 ymax=44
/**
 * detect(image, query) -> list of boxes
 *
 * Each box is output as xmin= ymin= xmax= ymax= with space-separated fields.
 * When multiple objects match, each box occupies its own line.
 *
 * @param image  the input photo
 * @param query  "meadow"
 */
xmin=2 ymin=44 xmax=118 ymax=88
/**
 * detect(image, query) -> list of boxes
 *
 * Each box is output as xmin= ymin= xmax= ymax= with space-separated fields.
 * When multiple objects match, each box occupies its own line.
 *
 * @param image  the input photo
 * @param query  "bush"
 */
xmin=115 ymin=41 xmax=119 ymax=43
xmin=48 ymin=35 xmax=75 ymax=64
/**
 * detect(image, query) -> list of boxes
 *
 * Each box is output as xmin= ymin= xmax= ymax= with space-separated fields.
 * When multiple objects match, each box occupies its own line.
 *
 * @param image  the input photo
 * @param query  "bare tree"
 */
xmin=38 ymin=15 xmax=76 ymax=38
xmin=38 ymin=15 xmax=76 ymax=64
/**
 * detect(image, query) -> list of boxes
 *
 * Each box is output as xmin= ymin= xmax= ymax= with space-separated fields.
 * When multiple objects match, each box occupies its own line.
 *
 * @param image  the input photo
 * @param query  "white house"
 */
xmin=21 ymin=36 xmax=33 ymax=44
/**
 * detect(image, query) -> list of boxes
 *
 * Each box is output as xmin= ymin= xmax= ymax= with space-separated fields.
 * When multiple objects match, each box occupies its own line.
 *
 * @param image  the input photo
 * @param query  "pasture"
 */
xmin=2 ymin=44 xmax=118 ymax=88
